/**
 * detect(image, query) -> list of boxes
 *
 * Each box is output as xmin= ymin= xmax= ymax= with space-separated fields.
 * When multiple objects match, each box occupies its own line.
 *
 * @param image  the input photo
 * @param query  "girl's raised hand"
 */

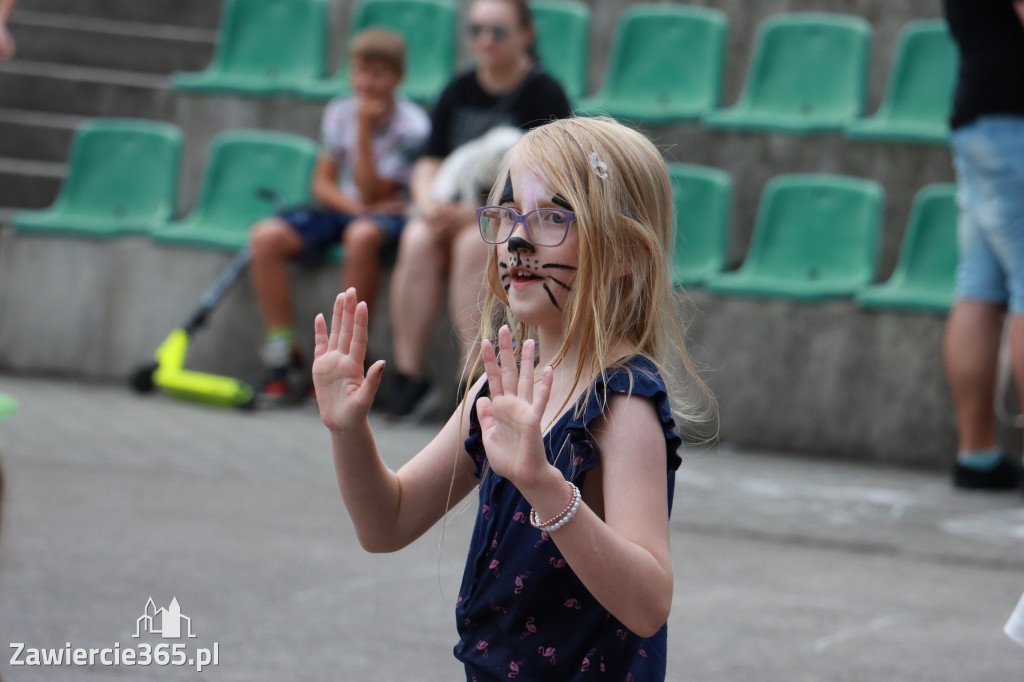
xmin=475 ymin=326 xmax=554 ymax=490
xmin=312 ymin=288 xmax=385 ymax=433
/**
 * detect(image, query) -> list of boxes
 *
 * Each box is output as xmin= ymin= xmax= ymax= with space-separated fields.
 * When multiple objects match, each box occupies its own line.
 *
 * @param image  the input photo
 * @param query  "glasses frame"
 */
xmin=476 ymin=206 xmax=577 ymax=247
xmin=467 ymin=23 xmax=511 ymax=41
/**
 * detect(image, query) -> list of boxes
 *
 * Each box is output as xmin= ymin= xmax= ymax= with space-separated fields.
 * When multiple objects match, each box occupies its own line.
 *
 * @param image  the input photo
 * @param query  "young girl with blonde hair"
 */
xmin=312 ymin=116 xmax=715 ymax=681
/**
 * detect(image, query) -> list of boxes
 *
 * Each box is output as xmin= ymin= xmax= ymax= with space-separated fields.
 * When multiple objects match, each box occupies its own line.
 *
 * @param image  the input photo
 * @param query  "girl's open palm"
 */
xmin=476 ymin=327 xmax=554 ymax=489
xmin=312 ymin=288 xmax=384 ymax=432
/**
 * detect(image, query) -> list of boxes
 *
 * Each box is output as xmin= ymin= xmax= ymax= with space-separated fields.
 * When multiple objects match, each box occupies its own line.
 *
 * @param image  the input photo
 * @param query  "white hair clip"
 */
xmin=589 ymin=151 xmax=609 ymax=179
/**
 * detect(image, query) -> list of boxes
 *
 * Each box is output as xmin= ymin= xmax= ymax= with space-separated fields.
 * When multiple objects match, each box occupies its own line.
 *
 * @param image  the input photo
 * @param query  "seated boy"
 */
xmin=247 ymin=29 xmax=430 ymax=404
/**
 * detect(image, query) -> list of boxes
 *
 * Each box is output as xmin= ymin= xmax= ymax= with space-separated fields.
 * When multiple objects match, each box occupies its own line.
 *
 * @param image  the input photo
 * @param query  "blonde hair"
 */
xmin=467 ymin=116 xmax=717 ymax=438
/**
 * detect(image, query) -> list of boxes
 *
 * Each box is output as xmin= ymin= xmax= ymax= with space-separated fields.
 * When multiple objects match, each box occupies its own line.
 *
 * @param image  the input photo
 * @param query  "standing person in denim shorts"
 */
xmin=943 ymin=0 xmax=1024 ymax=489
xmin=246 ymin=29 xmax=429 ymax=405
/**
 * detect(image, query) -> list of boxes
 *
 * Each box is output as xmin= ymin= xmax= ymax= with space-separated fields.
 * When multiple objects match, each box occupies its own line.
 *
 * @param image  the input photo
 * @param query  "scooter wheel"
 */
xmin=238 ymin=393 xmax=258 ymax=411
xmin=130 ymin=364 xmax=157 ymax=393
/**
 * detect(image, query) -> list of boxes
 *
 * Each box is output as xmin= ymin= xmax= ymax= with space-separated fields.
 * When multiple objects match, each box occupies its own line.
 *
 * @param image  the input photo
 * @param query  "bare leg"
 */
xmin=390 ymin=218 xmax=451 ymax=378
xmin=944 ymin=299 xmax=1005 ymax=451
xmin=249 ymin=218 xmax=305 ymax=331
xmin=342 ymin=218 xmax=385 ymax=314
xmin=448 ymin=222 xmax=490 ymax=375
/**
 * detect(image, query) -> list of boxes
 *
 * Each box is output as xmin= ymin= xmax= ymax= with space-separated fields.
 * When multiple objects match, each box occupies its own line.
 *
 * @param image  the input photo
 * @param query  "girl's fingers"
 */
xmin=348 ymin=300 xmax=370 ymax=369
xmin=313 ymin=313 xmax=328 ymax=360
xmin=534 ymin=365 xmax=554 ymax=417
xmin=480 ymin=339 xmax=503 ymax=397
xmin=356 ymin=359 xmax=386 ymax=401
xmin=497 ymin=326 xmax=518 ymax=395
xmin=327 ymin=292 xmax=345 ymax=352
xmin=517 ymin=339 xmax=535 ymax=403
xmin=476 ymin=396 xmax=494 ymax=430
xmin=337 ymin=288 xmax=357 ymax=355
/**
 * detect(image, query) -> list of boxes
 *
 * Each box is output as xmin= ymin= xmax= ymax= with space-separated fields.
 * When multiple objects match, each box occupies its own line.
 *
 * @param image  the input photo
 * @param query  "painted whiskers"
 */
xmin=499 ymin=254 xmax=577 ymax=310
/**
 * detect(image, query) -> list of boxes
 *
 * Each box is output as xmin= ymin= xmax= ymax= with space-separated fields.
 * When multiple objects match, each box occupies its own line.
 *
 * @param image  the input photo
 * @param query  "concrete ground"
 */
xmin=0 ymin=375 xmax=1021 ymax=681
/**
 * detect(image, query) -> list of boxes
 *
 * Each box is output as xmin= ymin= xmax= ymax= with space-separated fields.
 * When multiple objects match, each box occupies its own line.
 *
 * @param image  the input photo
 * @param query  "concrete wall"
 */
xmin=0 ymin=0 xmax=973 ymax=467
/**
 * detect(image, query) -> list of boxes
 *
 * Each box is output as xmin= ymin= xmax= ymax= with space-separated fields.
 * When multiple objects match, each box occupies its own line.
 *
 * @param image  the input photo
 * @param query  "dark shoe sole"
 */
xmin=952 ymin=457 xmax=1020 ymax=490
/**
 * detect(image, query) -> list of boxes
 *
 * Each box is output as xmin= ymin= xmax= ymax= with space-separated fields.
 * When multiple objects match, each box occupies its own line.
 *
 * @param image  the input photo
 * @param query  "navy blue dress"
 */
xmin=454 ymin=355 xmax=683 ymax=681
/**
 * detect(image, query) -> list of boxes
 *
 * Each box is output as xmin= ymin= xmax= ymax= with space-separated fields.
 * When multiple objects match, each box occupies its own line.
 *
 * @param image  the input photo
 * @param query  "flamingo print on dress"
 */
xmin=537 ymin=646 xmax=557 ymax=664
xmin=513 ymin=571 xmax=531 ymax=595
xmin=519 ymin=616 xmax=537 ymax=639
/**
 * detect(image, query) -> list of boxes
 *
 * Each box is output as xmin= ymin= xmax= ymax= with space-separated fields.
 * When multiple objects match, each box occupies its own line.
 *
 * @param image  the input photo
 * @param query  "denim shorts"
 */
xmin=278 ymin=207 xmax=405 ymax=264
xmin=951 ymin=116 xmax=1024 ymax=313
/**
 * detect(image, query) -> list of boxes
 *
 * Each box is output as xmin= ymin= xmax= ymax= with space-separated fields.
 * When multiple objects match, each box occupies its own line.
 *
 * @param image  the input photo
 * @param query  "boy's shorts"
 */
xmin=951 ymin=116 xmax=1024 ymax=314
xmin=277 ymin=207 xmax=405 ymax=264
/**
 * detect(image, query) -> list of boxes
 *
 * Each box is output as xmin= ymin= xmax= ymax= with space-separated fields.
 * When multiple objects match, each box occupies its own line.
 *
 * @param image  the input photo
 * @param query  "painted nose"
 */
xmin=507 ymin=236 xmax=535 ymax=253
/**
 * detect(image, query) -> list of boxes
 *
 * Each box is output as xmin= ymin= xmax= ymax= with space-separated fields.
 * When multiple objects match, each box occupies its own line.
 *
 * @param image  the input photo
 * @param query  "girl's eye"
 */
xmin=542 ymin=211 xmax=566 ymax=225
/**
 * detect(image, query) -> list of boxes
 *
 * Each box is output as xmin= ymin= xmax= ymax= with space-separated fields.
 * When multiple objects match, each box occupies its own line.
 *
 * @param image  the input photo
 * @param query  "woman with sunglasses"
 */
xmin=384 ymin=0 xmax=573 ymax=421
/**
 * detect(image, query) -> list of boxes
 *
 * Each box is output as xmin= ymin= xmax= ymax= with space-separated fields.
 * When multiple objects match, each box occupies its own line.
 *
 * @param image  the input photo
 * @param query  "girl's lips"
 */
xmin=509 ymin=267 xmax=541 ymax=290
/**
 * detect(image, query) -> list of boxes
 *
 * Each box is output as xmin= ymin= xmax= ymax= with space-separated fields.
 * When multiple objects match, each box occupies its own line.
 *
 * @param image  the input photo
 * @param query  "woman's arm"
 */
xmin=313 ymin=289 xmax=480 ymax=553
xmin=0 ymin=0 xmax=17 ymax=58
xmin=410 ymin=156 xmax=442 ymax=215
xmin=476 ymin=330 xmax=674 ymax=637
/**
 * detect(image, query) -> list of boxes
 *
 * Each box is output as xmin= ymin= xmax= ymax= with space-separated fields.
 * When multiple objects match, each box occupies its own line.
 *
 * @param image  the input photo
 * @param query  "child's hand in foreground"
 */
xmin=313 ymin=288 xmax=385 ymax=432
xmin=476 ymin=326 xmax=554 ymax=491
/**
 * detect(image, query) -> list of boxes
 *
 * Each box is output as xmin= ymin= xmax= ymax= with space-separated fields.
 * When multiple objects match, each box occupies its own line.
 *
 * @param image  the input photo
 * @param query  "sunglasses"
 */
xmin=467 ymin=23 xmax=511 ymax=41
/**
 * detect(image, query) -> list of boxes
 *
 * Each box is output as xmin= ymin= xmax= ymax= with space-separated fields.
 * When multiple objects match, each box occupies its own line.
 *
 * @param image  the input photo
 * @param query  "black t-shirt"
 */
xmin=944 ymin=0 xmax=1024 ymax=128
xmin=423 ymin=66 xmax=573 ymax=158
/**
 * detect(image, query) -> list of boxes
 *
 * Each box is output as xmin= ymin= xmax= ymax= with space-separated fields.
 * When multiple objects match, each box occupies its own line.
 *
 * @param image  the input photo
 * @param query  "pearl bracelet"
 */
xmin=530 ymin=481 xmax=581 ymax=533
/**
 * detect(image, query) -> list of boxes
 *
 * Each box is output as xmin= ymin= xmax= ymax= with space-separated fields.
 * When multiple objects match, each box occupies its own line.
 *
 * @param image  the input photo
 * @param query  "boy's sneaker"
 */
xmin=952 ymin=457 xmax=1019 ymax=490
xmin=258 ymin=350 xmax=309 ymax=408
xmin=385 ymin=372 xmax=442 ymax=423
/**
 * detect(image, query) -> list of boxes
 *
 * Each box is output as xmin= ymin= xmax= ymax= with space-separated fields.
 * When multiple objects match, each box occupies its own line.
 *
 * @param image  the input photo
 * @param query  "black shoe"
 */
xmin=952 ymin=457 xmax=1019 ymax=490
xmin=385 ymin=372 xmax=442 ymax=422
xmin=258 ymin=352 xmax=309 ymax=408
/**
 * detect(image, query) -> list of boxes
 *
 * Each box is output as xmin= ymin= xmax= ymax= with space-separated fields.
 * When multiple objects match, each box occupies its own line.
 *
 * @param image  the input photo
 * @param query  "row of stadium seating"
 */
xmin=11 ymin=118 xmax=956 ymax=313
xmin=169 ymin=0 xmax=957 ymax=144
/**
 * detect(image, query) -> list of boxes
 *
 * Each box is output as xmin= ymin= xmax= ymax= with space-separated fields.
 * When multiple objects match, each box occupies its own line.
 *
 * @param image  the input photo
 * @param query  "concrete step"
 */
xmin=0 ymin=108 xmax=81 ymax=163
xmin=16 ymin=0 xmax=223 ymax=30
xmin=0 ymin=157 xmax=64 ymax=210
xmin=0 ymin=60 xmax=173 ymax=119
xmin=9 ymin=11 xmax=216 ymax=75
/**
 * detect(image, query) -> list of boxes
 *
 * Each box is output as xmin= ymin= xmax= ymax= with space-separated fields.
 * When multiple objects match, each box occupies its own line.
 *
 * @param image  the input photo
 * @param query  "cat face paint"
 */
xmin=497 ymin=163 xmax=579 ymax=321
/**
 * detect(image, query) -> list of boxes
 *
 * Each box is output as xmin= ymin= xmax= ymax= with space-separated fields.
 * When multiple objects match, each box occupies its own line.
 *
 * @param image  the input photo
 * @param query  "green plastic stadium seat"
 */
xmin=150 ymin=131 xmax=317 ymax=252
xmin=297 ymin=0 xmax=456 ymax=104
xmin=0 ymin=392 xmax=18 ymax=421
xmin=532 ymin=1 xmax=590 ymax=103
xmin=845 ymin=20 xmax=957 ymax=145
xmin=706 ymin=174 xmax=884 ymax=300
xmin=856 ymin=184 xmax=957 ymax=313
xmin=575 ymin=4 xmax=727 ymax=125
xmin=667 ymin=163 xmax=733 ymax=286
xmin=171 ymin=0 xmax=327 ymax=96
xmin=703 ymin=13 xmax=871 ymax=134
xmin=14 ymin=119 xmax=182 ymax=239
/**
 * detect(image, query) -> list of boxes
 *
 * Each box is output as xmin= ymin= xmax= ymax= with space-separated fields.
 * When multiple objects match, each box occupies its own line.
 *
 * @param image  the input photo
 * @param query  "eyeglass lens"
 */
xmin=479 ymin=207 xmax=572 ymax=246
xmin=468 ymin=23 xmax=510 ymax=40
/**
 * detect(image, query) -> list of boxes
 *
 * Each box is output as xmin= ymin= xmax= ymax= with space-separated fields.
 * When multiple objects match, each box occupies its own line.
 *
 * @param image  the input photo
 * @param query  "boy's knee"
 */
xmin=250 ymin=218 xmax=298 ymax=256
xmin=344 ymin=219 xmax=385 ymax=253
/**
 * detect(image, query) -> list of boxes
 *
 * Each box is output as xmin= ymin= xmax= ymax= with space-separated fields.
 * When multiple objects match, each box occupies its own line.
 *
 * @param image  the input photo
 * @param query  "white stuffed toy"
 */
xmin=431 ymin=126 xmax=523 ymax=206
